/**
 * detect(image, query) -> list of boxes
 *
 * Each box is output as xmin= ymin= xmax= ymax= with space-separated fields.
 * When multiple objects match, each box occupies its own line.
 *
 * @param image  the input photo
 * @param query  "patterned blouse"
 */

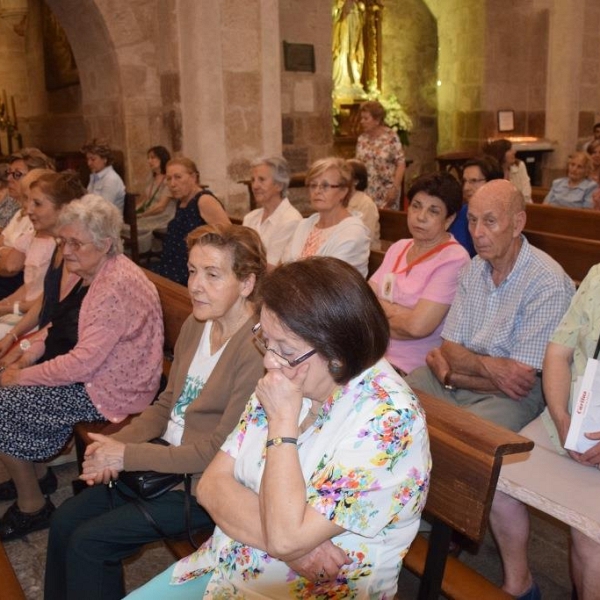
xmin=170 ymin=359 xmax=431 ymax=599
xmin=0 ymin=195 xmax=20 ymax=229
xmin=356 ymin=128 xmax=405 ymax=209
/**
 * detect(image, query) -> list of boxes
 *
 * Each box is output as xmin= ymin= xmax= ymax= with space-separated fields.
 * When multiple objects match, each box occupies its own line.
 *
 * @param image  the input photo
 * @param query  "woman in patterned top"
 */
xmin=128 ymin=256 xmax=431 ymax=600
xmin=355 ymin=100 xmax=406 ymax=209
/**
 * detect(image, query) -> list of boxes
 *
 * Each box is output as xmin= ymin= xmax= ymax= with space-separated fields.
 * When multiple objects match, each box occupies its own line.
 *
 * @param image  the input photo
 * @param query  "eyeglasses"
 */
xmin=308 ymin=182 xmax=344 ymax=193
xmin=252 ymin=323 xmax=317 ymax=368
xmin=6 ymin=170 xmax=25 ymax=181
xmin=462 ymin=178 xmax=486 ymax=186
xmin=56 ymin=237 xmax=96 ymax=252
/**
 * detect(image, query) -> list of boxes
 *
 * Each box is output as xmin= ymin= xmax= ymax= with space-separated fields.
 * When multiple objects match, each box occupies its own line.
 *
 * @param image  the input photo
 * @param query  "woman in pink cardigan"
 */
xmin=0 ymin=195 xmax=164 ymax=541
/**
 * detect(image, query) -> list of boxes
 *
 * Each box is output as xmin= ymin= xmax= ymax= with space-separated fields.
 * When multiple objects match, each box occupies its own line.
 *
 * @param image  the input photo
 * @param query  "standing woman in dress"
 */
xmin=355 ymin=100 xmax=406 ymax=209
xmin=157 ymin=157 xmax=230 ymax=285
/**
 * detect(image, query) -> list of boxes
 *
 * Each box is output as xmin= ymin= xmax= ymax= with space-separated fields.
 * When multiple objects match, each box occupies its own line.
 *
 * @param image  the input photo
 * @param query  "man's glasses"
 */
xmin=252 ymin=323 xmax=317 ymax=368
xmin=56 ymin=237 xmax=96 ymax=252
xmin=6 ymin=170 xmax=25 ymax=181
xmin=308 ymin=182 xmax=344 ymax=193
xmin=462 ymin=177 xmax=486 ymax=186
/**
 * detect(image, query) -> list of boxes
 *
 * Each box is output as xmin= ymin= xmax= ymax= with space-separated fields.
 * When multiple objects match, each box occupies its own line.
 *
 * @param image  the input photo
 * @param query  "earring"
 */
xmin=328 ymin=359 xmax=343 ymax=376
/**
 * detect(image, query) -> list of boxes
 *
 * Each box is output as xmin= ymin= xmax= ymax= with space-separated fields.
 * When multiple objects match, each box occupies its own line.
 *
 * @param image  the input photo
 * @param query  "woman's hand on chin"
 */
xmin=256 ymin=363 xmax=309 ymax=424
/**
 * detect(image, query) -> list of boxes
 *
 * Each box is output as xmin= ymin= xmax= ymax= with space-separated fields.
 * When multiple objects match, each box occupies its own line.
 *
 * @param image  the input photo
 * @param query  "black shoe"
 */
xmin=0 ymin=498 xmax=55 ymax=541
xmin=0 ymin=468 xmax=58 ymax=502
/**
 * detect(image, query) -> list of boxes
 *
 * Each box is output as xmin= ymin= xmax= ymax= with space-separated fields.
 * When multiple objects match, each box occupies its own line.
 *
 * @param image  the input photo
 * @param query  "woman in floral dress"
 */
xmin=128 ymin=256 xmax=431 ymax=600
xmin=355 ymin=100 xmax=406 ymax=210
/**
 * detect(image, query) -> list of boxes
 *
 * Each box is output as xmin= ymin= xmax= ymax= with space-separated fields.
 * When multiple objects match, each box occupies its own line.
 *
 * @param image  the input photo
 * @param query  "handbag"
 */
xmin=110 ymin=438 xmax=199 ymax=548
xmin=118 ymin=438 xmax=185 ymax=500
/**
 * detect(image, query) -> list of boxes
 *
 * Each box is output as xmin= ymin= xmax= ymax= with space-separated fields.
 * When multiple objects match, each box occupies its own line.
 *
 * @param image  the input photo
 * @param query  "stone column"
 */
xmin=544 ymin=0 xmax=586 ymax=178
xmin=177 ymin=0 xmax=282 ymax=212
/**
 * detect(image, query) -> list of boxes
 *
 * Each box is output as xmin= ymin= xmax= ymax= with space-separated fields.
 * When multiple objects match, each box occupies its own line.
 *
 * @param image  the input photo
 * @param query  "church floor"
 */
xmin=3 ymin=462 xmax=572 ymax=599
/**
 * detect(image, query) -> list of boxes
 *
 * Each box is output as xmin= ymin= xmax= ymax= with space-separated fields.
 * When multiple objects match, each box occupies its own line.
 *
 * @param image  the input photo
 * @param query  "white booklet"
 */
xmin=565 ymin=357 xmax=600 ymax=453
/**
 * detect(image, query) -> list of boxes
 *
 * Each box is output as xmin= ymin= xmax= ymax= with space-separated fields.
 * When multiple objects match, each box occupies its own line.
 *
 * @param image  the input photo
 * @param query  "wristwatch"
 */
xmin=19 ymin=339 xmax=31 ymax=352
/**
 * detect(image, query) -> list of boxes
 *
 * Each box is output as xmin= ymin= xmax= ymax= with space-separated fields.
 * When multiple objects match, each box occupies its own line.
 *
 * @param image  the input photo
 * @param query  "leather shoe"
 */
xmin=0 ymin=498 xmax=55 ymax=541
xmin=0 ymin=468 xmax=57 ymax=501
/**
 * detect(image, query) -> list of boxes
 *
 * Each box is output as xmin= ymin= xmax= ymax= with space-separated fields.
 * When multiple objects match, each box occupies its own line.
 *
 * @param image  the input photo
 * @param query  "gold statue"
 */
xmin=332 ymin=0 xmax=366 ymax=99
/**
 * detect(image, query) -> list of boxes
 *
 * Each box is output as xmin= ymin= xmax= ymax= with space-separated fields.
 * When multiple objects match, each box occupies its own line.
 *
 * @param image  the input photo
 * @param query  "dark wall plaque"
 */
xmin=283 ymin=41 xmax=315 ymax=73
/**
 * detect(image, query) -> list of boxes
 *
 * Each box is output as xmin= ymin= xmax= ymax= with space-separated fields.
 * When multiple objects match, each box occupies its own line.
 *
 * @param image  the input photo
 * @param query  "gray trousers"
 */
xmin=405 ymin=366 xmax=545 ymax=432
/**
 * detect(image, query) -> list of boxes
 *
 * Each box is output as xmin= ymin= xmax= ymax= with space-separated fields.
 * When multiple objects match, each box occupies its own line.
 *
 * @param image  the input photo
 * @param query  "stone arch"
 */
xmin=45 ymin=0 xmax=180 ymax=187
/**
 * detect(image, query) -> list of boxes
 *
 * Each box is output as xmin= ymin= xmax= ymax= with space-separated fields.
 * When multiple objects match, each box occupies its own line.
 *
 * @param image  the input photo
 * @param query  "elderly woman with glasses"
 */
xmin=283 ymin=157 xmax=371 ymax=277
xmin=127 ymin=256 xmax=430 ymax=600
xmin=0 ymin=195 xmax=163 ymax=541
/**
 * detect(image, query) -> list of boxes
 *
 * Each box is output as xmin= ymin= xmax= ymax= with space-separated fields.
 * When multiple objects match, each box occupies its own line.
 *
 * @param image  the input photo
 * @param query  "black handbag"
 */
xmin=118 ymin=438 xmax=185 ymax=500
xmin=110 ymin=438 xmax=199 ymax=548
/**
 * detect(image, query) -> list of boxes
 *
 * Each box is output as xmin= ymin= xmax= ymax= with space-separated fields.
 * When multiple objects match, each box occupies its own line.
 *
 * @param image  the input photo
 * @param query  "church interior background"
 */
xmin=0 ymin=0 xmax=599 ymax=215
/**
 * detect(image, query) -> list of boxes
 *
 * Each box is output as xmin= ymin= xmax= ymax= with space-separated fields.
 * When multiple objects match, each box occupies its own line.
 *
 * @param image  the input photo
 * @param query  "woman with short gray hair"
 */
xmin=0 ymin=196 xmax=163 ymax=541
xmin=243 ymin=156 xmax=302 ymax=268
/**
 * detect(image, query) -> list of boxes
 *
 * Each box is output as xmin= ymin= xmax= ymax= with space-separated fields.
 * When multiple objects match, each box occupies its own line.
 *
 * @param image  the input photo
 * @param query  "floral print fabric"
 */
xmin=170 ymin=359 xmax=431 ymax=598
xmin=356 ymin=128 xmax=405 ymax=209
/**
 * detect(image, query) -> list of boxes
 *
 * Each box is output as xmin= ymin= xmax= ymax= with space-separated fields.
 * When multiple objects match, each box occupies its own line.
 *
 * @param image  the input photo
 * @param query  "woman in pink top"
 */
xmin=0 ymin=195 xmax=164 ymax=541
xmin=370 ymin=172 xmax=470 ymax=374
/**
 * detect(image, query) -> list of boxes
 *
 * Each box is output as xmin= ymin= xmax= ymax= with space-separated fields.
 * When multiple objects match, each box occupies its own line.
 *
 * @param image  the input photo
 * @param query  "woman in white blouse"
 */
xmin=283 ymin=157 xmax=370 ymax=277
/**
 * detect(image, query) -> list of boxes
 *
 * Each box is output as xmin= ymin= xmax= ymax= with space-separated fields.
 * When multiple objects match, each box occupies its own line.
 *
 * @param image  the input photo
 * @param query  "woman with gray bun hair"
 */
xmin=0 ymin=195 xmax=163 ymax=541
xmin=243 ymin=156 xmax=302 ymax=268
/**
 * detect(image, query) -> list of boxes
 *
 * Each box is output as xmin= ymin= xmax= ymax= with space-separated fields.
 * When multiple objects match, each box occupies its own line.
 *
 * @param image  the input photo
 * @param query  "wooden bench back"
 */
xmin=417 ymin=391 xmax=533 ymax=543
xmin=524 ymin=230 xmax=600 ymax=285
xmin=143 ymin=269 xmax=191 ymax=355
xmin=525 ymin=203 xmax=600 ymax=240
xmin=379 ymin=208 xmax=411 ymax=242
xmin=376 ymin=209 xmax=600 ymax=284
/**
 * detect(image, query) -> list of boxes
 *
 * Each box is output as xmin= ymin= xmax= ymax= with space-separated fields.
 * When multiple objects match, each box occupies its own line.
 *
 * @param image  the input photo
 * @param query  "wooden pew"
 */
xmin=523 ymin=230 xmax=600 ymax=285
xmin=0 ymin=540 xmax=26 ymax=600
xmin=530 ymin=186 xmax=548 ymax=204
xmin=379 ymin=208 xmax=410 ymax=242
xmin=376 ymin=209 xmax=600 ymax=284
xmin=525 ymin=203 xmax=600 ymax=241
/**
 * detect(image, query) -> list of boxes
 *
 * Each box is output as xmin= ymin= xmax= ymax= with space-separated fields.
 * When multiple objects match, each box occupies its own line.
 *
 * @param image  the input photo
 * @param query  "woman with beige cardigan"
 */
xmin=44 ymin=223 xmax=267 ymax=600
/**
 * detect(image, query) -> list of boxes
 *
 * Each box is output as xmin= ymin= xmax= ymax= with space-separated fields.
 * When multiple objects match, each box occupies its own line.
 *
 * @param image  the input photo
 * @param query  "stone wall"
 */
xmin=280 ymin=0 xmax=333 ymax=174
xmin=382 ymin=0 xmax=438 ymax=181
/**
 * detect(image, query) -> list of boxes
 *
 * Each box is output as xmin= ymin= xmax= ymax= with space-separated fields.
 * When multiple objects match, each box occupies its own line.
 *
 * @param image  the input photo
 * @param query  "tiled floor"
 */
xmin=3 ymin=462 xmax=573 ymax=599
